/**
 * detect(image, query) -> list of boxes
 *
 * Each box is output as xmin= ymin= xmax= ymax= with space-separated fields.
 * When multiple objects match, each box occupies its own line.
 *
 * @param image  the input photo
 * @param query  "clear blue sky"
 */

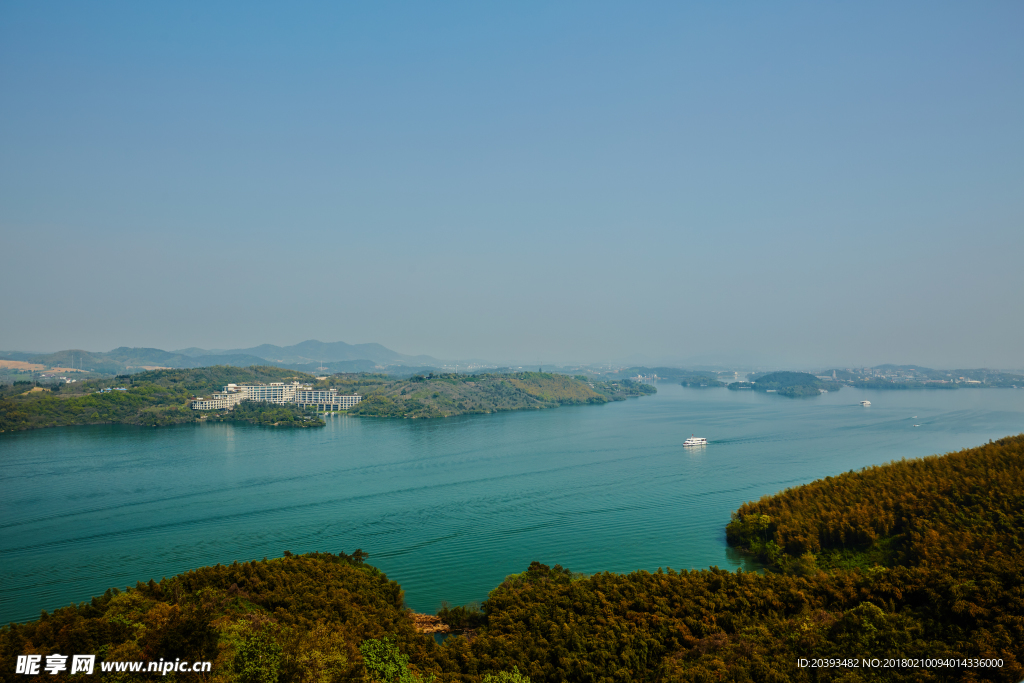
xmin=2 ymin=1 xmax=1022 ymax=368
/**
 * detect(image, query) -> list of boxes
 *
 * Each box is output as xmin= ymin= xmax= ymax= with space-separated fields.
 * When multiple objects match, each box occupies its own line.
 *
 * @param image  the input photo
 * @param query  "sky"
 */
xmin=1 ymin=1 xmax=1022 ymax=369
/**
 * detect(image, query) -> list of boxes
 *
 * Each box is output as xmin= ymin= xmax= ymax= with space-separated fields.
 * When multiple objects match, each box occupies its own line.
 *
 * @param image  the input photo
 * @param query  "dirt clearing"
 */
xmin=0 ymin=360 xmax=45 ymax=371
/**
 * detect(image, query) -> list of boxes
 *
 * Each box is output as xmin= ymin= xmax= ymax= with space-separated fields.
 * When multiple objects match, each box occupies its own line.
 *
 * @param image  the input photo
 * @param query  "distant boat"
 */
xmin=683 ymin=436 xmax=708 ymax=447
xmin=860 ymin=400 xmax=871 ymax=406
xmin=914 ymin=424 xmax=920 ymax=427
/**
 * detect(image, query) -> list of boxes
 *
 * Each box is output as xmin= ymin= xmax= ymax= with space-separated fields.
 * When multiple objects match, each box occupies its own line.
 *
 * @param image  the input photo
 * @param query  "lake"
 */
xmin=2 ymin=383 xmax=1023 ymax=625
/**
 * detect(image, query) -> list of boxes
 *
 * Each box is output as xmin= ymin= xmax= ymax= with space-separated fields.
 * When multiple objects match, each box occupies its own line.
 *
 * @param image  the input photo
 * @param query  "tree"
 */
xmin=235 ymin=623 xmax=282 ymax=683
xmin=283 ymin=622 xmax=352 ymax=683
xmin=482 ymin=667 xmax=531 ymax=682
xmin=359 ymin=637 xmax=428 ymax=683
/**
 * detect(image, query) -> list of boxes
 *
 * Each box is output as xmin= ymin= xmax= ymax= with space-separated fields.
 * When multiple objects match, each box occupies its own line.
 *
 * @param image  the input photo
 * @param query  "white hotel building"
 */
xmin=191 ymin=382 xmax=362 ymax=411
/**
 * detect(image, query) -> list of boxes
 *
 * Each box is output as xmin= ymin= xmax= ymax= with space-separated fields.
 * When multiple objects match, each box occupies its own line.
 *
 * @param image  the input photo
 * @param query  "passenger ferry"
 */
xmin=683 ymin=436 xmax=708 ymax=447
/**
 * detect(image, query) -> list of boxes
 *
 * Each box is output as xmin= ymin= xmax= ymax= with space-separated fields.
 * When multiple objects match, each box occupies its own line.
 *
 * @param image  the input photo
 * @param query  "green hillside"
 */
xmin=342 ymin=372 xmax=655 ymax=418
xmin=0 ymin=366 xmax=321 ymax=432
xmin=0 ymin=551 xmax=436 ymax=683
xmin=729 ymin=371 xmax=840 ymax=397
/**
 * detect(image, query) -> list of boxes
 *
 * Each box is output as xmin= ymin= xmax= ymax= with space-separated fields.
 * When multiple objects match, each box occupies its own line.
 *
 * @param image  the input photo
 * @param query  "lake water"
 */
xmin=2 ymin=384 xmax=1023 ymax=625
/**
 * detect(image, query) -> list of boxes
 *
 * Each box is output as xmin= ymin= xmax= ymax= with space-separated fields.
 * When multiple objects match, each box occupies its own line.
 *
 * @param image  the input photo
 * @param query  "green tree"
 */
xmin=235 ymin=624 xmax=282 ymax=683
xmin=283 ymin=622 xmax=352 ymax=683
xmin=359 ymin=637 xmax=426 ymax=683
xmin=482 ymin=667 xmax=531 ymax=683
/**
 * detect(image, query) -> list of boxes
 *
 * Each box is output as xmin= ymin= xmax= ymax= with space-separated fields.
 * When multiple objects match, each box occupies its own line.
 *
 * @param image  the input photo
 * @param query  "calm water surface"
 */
xmin=2 ymin=384 xmax=1023 ymax=624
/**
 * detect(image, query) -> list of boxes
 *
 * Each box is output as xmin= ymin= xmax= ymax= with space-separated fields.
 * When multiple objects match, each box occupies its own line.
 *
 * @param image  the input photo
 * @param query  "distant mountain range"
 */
xmin=0 ymin=340 xmax=444 ymax=375
xmin=4 ymin=346 xmax=1022 ymax=386
xmin=173 ymin=340 xmax=440 ymax=366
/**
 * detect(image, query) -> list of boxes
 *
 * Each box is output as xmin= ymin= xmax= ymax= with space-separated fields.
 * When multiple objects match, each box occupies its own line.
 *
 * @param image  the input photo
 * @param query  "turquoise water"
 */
xmin=2 ymin=384 xmax=1023 ymax=625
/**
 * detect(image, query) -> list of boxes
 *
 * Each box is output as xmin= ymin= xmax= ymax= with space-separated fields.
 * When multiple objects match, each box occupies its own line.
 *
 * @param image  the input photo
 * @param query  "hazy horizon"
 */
xmin=4 ymin=338 xmax=1022 ymax=374
xmin=2 ymin=2 xmax=1022 ymax=369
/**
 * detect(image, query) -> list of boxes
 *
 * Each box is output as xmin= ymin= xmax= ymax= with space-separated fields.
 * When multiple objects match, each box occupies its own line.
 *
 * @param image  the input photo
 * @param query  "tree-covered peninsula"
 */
xmin=0 ymin=366 xmax=325 ymax=432
xmin=5 ymin=435 xmax=1022 ymax=682
xmin=335 ymin=372 xmax=655 ymax=419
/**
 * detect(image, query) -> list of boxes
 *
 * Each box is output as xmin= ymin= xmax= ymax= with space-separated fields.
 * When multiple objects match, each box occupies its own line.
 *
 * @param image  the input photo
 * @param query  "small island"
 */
xmin=728 ymin=371 xmax=840 ymax=397
xmin=677 ymin=372 xmax=726 ymax=388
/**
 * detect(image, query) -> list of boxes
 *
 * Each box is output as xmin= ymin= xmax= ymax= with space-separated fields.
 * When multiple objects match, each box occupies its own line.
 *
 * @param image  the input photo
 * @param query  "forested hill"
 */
xmin=723 ymin=433 xmax=1024 ymax=680
xmin=342 ymin=372 xmax=655 ymax=418
xmin=127 ymin=366 xmax=318 ymax=395
xmin=0 ymin=366 xmax=321 ymax=432
xmin=729 ymin=371 xmax=840 ymax=397
xmin=3 ymin=436 xmax=1023 ymax=681
xmin=727 ymin=434 xmax=1024 ymax=572
xmin=0 ymin=552 xmax=437 ymax=683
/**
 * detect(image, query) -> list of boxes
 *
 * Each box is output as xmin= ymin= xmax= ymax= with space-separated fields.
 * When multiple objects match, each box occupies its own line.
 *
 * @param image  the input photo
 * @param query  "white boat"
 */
xmin=860 ymin=400 xmax=871 ymax=406
xmin=683 ymin=436 xmax=707 ymax=447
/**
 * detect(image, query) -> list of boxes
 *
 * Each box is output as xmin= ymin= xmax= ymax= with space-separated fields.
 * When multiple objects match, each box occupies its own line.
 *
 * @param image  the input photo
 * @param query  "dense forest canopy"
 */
xmin=4 ymin=436 xmax=1022 ymax=681
xmin=0 ymin=551 xmax=431 ymax=683
xmin=748 ymin=372 xmax=820 ymax=388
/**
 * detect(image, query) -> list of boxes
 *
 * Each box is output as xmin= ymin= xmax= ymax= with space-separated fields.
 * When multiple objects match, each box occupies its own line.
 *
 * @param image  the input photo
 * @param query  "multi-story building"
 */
xmin=294 ymin=388 xmax=363 ymax=409
xmin=190 ymin=390 xmax=246 ymax=410
xmin=191 ymin=381 xmax=361 ymax=411
xmin=225 ymin=382 xmax=298 ymax=404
